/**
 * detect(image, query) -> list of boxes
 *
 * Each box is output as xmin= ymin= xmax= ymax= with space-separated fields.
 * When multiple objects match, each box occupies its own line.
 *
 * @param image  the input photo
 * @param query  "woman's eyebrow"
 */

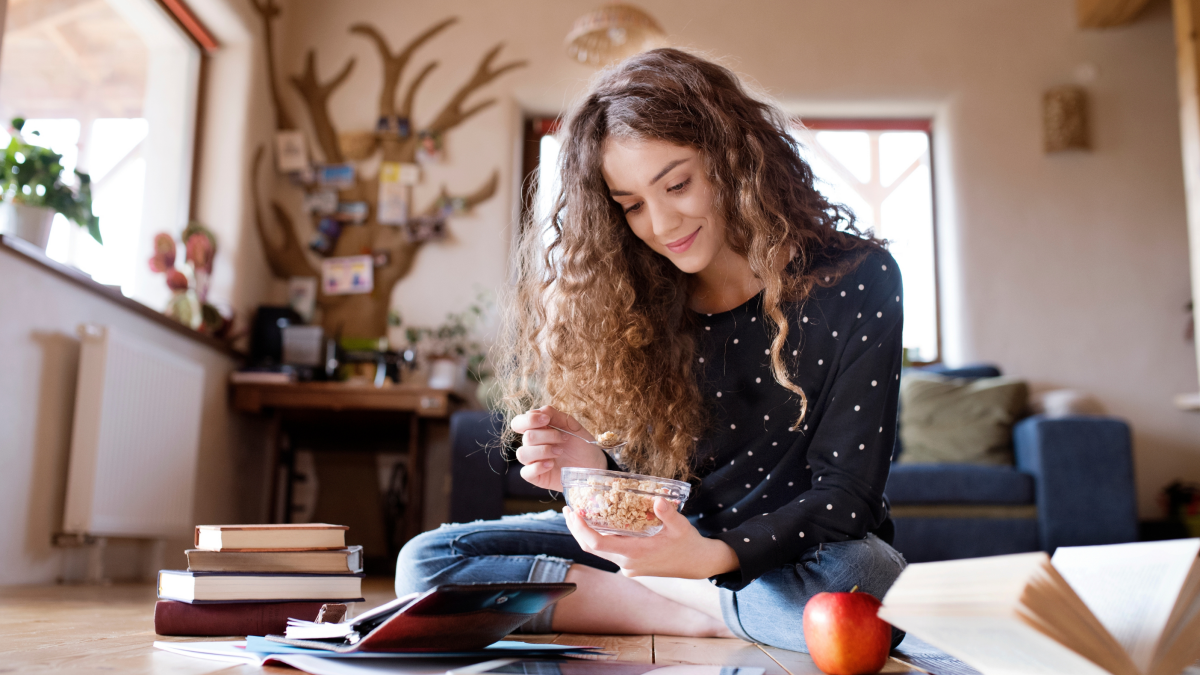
xmin=649 ymin=158 xmax=688 ymax=185
xmin=609 ymin=158 xmax=690 ymax=197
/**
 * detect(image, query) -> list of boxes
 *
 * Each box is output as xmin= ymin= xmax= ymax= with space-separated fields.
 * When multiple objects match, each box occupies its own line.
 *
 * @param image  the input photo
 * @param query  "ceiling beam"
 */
xmin=1077 ymin=0 xmax=1155 ymax=27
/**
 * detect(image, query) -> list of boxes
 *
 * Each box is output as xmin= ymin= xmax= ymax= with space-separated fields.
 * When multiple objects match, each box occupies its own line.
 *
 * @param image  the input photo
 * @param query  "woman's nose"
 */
xmin=647 ymin=200 xmax=682 ymax=239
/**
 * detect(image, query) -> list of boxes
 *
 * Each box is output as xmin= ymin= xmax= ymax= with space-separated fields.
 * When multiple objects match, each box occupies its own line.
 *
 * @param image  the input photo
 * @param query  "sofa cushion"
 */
xmin=898 ymin=372 xmax=1029 ymax=465
xmin=886 ymin=464 xmax=1035 ymax=505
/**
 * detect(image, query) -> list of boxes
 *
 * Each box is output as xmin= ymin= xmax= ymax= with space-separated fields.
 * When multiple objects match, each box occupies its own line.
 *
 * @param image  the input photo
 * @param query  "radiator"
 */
xmin=62 ymin=324 xmax=206 ymax=538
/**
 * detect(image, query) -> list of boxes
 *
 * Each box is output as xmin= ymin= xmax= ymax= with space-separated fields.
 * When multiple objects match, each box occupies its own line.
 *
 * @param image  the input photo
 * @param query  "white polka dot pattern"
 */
xmin=686 ymin=249 xmax=902 ymax=587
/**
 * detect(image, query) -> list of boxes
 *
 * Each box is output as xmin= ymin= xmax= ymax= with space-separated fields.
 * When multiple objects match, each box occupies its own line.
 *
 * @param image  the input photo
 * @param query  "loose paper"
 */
xmin=322 ymin=255 xmax=374 ymax=295
xmin=336 ymin=201 xmax=369 ymax=223
xmin=317 ymin=163 xmax=357 ymax=189
xmin=274 ymin=130 xmax=309 ymax=173
xmin=287 ymin=276 xmax=318 ymax=322
xmin=303 ymin=190 xmax=338 ymax=215
xmin=377 ymin=162 xmax=411 ymax=225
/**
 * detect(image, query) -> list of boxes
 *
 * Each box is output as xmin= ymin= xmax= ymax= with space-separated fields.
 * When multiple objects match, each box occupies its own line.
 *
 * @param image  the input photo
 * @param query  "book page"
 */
xmin=1052 ymin=539 xmax=1200 ymax=674
xmin=877 ymin=614 xmax=1115 ymax=675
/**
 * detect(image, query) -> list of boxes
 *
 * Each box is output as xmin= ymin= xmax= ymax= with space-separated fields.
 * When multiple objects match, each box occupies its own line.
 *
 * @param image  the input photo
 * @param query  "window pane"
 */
xmin=881 ymin=164 xmax=937 ymax=362
xmin=795 ymin=124 xmax=939 ymax=362
xmin=814 ymin=131 xmax=871 ymax=184
xmin=0 ymin=0 xmax=200 ymax=305
xmin=536 ymin=134 xmax=562 ymax=228
xmin=794 ymin=136 xmax=875 ymax=231
xmin=879 ymin=132 xmax=928 ymax=187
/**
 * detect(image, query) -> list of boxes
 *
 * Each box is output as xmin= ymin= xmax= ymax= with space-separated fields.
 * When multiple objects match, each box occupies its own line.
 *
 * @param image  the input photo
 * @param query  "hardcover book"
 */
xmin=185 ymin=546 xmax=363 ymax=574
xmin=157 ymin=570 xmax=364 ymax=604
xmin=879 ymin=539 xmax=1200 ymax=675
xmin=193 ymin=524 xmax=347 ymax=552
xmin=154 ymin=600 xmax=325 ymax=636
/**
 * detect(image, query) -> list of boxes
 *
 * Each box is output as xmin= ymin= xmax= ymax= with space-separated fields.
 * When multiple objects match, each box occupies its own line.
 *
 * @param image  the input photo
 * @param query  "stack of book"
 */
xmin=155 ymin=523 xmax=364 ymax=637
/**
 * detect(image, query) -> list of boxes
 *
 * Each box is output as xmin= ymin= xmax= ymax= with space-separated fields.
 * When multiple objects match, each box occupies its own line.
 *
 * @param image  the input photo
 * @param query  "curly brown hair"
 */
xmin=497 ymin=48 xmax=879 ymax=480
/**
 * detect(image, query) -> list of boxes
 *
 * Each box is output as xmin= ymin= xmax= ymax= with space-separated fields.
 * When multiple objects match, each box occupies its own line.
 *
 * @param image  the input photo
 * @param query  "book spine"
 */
xmin=153 ymin=600 xmax=326 ymax=636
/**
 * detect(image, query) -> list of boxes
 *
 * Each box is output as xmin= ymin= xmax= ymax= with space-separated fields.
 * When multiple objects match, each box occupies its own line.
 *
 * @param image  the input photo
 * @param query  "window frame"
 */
xmin=795 ymin=118 xmax=942 ymax=366
xmin=152 ymin=0 xmax=219 ymax=220
xmin=520 ymin=115 xmax=561 ymax=230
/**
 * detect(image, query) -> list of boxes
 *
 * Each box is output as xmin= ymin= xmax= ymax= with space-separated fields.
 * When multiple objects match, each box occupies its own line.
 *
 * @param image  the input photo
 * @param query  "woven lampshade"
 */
xmin=565 ymin=4 xmax=668 ymax=66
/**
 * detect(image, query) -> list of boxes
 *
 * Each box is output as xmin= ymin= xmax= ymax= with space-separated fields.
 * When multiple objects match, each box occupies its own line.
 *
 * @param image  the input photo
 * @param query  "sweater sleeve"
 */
xmin=710 ymin=262 xmax=904 ymax=590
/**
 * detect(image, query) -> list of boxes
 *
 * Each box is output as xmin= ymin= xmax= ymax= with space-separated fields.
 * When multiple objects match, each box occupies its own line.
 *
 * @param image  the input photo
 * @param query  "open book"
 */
xmin=878 ymin=539 xmax=1200 ymax=675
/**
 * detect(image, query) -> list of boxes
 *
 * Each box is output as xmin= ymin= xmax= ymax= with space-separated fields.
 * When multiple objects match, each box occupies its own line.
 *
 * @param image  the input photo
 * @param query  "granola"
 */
xmin=595 ymin=431 xmax=621 ymax=448
xmin=567 ymin=477 xmax=676 ymax=534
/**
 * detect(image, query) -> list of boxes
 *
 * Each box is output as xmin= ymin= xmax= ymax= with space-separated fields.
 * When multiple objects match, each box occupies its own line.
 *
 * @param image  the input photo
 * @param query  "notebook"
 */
xmin=268 ymin=583 xmax=577 ymax=653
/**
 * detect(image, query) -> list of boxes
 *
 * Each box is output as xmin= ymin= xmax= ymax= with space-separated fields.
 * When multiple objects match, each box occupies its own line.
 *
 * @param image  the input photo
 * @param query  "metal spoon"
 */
xmin=548 ymin=425 xmax=628 ymax=451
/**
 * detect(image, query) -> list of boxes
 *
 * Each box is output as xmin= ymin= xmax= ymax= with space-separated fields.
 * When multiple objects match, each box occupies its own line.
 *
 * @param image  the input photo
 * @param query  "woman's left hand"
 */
xmin=563 ymin=498 xmax=740 ymax=579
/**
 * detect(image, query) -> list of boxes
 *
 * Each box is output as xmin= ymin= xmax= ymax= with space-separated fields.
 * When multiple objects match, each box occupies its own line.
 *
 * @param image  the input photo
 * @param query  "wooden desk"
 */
xmin=230 ymin=382 xmax=463 ymax=556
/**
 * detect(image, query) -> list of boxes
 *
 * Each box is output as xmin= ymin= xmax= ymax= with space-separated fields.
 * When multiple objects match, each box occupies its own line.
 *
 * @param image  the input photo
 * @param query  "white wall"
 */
xmin=0 ymin=248 xmax=271 ymax=584
xmin=0 ymin=0 xmax=277 ymax=585
xmin=270 ymin=0 xmax=1199 ymax=518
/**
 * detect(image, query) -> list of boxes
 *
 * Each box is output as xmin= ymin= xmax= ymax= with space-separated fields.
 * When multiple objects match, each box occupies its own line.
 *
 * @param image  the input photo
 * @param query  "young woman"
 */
xmin=396 ymin=48 xmax=907 ymax=652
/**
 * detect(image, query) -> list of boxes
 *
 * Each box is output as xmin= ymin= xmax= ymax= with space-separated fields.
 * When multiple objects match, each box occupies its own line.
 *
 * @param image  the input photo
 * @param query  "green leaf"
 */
xmin=87 ymin=218 xmax=103 ymax=245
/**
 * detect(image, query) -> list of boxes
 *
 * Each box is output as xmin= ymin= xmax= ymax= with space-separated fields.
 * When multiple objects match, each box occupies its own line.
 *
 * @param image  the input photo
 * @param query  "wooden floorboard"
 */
xmin=554 ymin=634 xmax=654 ymax=662
xmin=0 ymin=581 xmax=923 ymax=675
xmin=653 ymin=635 xmax=789 ymax=675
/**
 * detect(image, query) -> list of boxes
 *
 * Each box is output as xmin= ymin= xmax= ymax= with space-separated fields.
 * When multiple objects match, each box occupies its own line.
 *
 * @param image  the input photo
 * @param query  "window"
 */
xmin=791 ymin=120 xmax=940 ymax=364
xmin=521 ymin=117 xmax=562 ymax=231
xmin=522 ymin=116 xmax=941 ymax=364
xmin=0 ymin=0 xmax=213 ymax=308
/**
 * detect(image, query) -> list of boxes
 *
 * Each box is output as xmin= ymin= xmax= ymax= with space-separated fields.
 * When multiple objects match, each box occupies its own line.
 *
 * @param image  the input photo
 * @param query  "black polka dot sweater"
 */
xmin=683 ymin=247 xmax=903 ymax=591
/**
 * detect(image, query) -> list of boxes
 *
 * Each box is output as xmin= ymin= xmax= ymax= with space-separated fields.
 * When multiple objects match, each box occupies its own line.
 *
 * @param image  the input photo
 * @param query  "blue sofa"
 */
xmin=447 ymin=366 xmax=1140 ymax=562
xmin=885 ymin=365 xmax=1139 ymax=561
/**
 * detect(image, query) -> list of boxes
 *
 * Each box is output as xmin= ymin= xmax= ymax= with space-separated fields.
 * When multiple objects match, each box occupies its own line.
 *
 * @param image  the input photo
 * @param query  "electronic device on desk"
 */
xmin=250 ymin=306 xmax=303 ymax=366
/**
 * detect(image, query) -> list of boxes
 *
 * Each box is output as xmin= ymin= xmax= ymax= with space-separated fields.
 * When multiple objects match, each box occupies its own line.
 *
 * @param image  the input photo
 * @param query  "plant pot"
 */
xmin=1 ymin=202 xmax=56 ymax=250
xmin=427 ymin=356 xmax=466 ymax=390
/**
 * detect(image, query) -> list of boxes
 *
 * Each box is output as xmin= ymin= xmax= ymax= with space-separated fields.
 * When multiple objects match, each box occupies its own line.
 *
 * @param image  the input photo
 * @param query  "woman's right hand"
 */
xmin=510 ymin=405 xmax=608 ymax=492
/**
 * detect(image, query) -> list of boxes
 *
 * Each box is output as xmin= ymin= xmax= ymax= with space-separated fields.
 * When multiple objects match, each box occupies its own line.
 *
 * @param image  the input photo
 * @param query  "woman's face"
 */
xmin=601 ymin=138 xmax=726 ymax=275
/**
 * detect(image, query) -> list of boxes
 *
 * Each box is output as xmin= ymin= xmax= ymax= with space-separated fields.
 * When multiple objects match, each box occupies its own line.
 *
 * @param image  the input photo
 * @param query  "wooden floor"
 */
xmin=1 ymin=578 xmax=923 ymax=675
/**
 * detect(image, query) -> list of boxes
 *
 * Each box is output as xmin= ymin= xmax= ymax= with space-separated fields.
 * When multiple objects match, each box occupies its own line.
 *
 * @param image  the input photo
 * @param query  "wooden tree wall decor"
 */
xmin=249 ymin=0 xmax=526 ymax=339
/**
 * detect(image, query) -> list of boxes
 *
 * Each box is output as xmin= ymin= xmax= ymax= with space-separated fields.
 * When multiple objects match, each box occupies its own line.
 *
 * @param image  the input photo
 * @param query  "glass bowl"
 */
xmin=561 ymin=467 xmax=692 ymax=537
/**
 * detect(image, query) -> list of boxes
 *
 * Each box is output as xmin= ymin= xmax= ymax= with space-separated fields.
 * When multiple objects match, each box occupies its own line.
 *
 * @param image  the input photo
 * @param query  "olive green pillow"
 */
xmin=898 ymin=373 xmax=1029 ymax=465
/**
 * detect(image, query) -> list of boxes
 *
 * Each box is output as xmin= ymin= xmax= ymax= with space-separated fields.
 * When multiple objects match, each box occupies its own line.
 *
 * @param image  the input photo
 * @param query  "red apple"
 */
xmin=803 ymin=589 xmax=892 ymax=675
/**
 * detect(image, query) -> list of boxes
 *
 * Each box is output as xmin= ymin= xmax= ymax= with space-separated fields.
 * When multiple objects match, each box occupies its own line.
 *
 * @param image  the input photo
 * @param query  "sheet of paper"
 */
xmin=377 ymin=162 xmax=410 ymax=225
xmin=153 ymin=641 xmax=264 ymax=666
xmin=243 ymin=636 xmax=597 ymax=657
xmin=275 ymin=131 xmax=309 ymax=173
xmin=322 ymin=256 xmax=374 ymax=295
xmin=1052 ymin=538 xmax=1200 ymax=673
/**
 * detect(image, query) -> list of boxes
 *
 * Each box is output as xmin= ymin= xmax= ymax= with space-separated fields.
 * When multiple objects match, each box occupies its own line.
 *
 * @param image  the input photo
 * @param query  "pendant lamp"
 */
xmin=565 ymin=4 xmax=668 ymax=66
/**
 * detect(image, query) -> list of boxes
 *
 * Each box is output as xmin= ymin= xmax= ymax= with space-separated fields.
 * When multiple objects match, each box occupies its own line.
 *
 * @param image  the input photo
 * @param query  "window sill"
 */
xmin=1 ymin=234 xmax=243 ymax=358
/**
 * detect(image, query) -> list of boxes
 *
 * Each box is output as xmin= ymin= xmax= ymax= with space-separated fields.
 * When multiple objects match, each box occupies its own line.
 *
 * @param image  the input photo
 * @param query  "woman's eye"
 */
xmin=624 ymin=202 xmax=643 ymax=214
xmin=667 ymin=178 xmax=691 ymax=193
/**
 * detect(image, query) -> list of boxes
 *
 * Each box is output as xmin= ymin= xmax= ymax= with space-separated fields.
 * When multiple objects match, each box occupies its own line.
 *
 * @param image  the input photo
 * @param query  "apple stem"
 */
xmin=850 ymin=585 xmax=859 ymax=593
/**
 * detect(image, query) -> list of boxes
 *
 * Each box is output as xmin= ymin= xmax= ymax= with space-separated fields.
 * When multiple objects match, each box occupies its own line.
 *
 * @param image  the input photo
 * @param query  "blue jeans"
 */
xmin=395 ymin=511 xmax=907 ymax=652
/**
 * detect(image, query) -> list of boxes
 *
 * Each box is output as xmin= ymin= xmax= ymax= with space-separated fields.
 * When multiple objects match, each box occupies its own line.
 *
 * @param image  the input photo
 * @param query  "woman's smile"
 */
xmin=666 ymin=227 xmax=701 ymax=253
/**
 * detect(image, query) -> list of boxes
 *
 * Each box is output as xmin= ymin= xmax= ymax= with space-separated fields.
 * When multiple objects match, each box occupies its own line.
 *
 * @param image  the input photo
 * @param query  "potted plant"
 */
xmin=403 ymin=294 xmax=494 ymax=390
xmin=0 ymin=118 xmax=99 ymax=250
